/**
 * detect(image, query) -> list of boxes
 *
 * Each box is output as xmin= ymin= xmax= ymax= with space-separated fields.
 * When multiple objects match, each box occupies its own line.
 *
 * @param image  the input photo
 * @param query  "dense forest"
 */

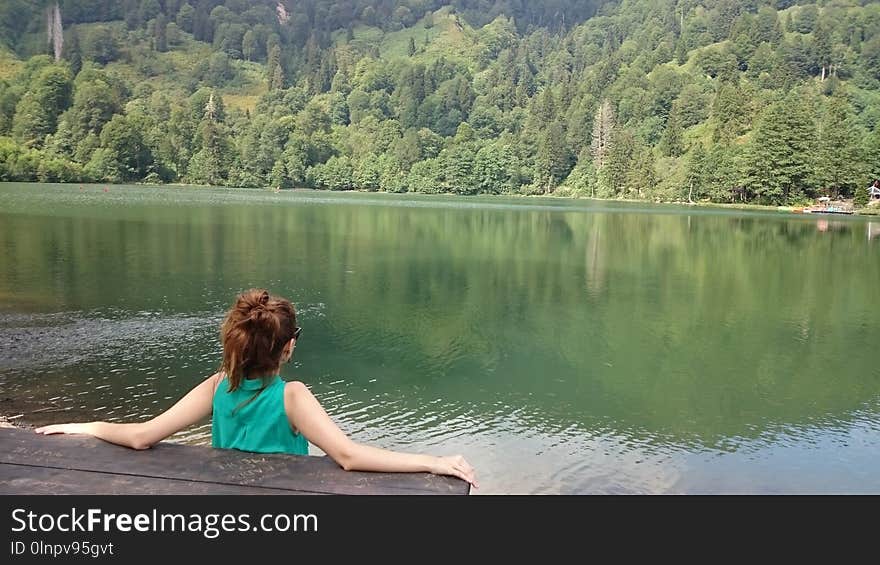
xmin=1 ymin=0 xmax=879 ymax=206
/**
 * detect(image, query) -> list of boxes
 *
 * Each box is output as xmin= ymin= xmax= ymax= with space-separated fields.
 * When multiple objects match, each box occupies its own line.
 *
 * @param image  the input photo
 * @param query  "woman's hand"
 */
xmin=35 ymin=423 xmax=92 ymax=436
xmin=430 ymin=455 xmax=478 ymax=489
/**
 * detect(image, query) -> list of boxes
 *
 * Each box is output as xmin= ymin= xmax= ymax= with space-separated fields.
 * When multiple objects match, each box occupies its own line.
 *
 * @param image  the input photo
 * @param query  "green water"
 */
xmin=1 ymin=182 xmax=879 ymax=493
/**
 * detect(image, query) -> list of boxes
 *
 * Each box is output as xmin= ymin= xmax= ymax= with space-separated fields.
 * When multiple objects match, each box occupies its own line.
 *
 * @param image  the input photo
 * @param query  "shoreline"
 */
xmin=8 ymin=181 xmax=880 ymax=217
xmin=0 ymin=415 xmax=18 ymax=429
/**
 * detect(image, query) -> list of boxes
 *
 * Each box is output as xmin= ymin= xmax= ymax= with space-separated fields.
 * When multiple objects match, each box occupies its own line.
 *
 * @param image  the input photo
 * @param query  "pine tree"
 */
xmin=269 ymin=160 xmax=288 ymax=189
xmin=64 ymin=27 xmax=82 ymax=75
xmin=865 ymin=126 xmax=880 ymax=183
xmin=154 ymin=13 xmax=167 ymax=52
xmin=271 ymin=64 xmax=284 ymax=91
xmin=536 ymin=121 xmax=573 ymax=192
xmin=188 ymin=92 xmax=233 ymax=185
xmin=408 ymin=37 xmax=416 ymax=57
xmin=176 ymin=2 xmax=194 ymax=33
xmin=706 ymin=144 xmax=742 ymax=202
xmin=684 ymin=143 xmax=707 ymax=202
xmin=536 ymin=88 xmax=556 ymax=122
xmin=598 ymin=128 xmax=635 ymax=197
xmin=816 ymin=97 xmax=863 ymax=198
xmin=267 ymin=45 xmax=283 ymax=90
xmin=123 ymin=0 xmax=140 ymax=30
xmin=242 ymin=30 xmax=257 ymax=61
xmin=590 ymin=100 xmax=615 ymax=170
xmin=741 ymin=96 xmax=818 ymax=204
xmin=625 ymin=142 xmax=656 ymax=199
xmin=854 ymin=184 xmax=870 ymax=208
xmin=660 ymin=109 xmax=684 ymax=157
xmin=711 ymin=81 xmax=749 ymax=142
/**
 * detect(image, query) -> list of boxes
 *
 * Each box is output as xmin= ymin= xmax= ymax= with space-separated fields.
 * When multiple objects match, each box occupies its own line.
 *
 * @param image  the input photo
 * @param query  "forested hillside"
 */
xmin=1 ymin=0 xmax=880 ymax=205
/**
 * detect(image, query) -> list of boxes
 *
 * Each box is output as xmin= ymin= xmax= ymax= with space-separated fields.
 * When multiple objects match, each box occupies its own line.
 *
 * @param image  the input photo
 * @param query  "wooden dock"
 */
xmin=0 ymin=427 xmax=469 ymax=495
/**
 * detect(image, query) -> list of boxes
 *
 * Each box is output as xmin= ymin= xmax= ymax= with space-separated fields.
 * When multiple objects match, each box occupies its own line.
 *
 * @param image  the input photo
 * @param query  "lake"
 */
xmin=1 ymin=182 xmax=879 ymax=493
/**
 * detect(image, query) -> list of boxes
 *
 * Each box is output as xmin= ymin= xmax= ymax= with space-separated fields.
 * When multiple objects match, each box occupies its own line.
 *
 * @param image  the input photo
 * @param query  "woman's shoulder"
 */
xmin=283 ymin=380 xmax=310 ymax=399
xmin=209 ymin=372 xmax=226 ymax=395
xmin=282 ymin=381 xmax=316 ymax=429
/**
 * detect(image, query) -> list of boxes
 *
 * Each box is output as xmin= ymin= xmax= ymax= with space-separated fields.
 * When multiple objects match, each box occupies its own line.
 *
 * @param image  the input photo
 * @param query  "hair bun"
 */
xmin=248 ymin=291 xmax=270 ymax=319
xmin=235 ymin=289 xmax=272 ymax=321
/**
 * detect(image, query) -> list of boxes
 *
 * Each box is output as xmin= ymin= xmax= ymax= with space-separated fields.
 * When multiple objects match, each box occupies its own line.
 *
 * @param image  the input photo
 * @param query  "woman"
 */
xmin=35 ymin=289 xmax=478 ymax=488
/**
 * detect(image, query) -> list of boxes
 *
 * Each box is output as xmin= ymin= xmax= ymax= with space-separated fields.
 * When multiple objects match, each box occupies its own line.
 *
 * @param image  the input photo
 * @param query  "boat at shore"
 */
xmin=802 ymin=207 xmax=854 ymax=215
xmin=793 ymin=197 xmax=855 ymax=215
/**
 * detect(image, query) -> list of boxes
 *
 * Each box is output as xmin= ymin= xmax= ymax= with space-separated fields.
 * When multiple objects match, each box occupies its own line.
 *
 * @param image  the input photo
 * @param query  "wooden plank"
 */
xmin=0 ymin=464 xmax=306 ymax=495
xmin=0 ymin=428 xmax=469 ymax=495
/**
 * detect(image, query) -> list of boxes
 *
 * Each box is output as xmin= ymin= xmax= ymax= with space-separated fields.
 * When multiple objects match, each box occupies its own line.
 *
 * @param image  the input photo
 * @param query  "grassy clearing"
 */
xmin=335 ymin=7 xmax=478 ymax=67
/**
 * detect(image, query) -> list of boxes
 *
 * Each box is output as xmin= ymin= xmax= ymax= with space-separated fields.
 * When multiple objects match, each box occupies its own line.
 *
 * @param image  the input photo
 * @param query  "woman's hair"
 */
xmin=219 ymin=289 xmax=297 ymax=392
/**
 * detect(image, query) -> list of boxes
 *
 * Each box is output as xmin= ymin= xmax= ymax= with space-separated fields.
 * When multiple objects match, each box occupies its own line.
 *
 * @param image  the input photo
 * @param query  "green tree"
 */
xmin=475 ymin=141 xmax=519 ymax=194
xmin=704 ymin=144 xmax=741 ymax=202
xmin=123 ymin=0 xmax=141 ymax=30
xmin=626 ymin=141 xmax=657 ymax=199
xmin=81 ymin=25 xmax=119 ymax=64
xmin=60 ymin=72 xmax=124 ymax=160
xmin=442 ymin=142 xmax=479 ymax=195
xmin=268 ymin=160 xmax=288 ymax=188
xmin=84 ymin=147 xmax=121 ymax=182
xmin=11 ymin=65 xmax=73 ymax=147
xmin=864 ymin=126 xmax=880 ymax=183
xmin=242 ymin=30 xmax=258 ymax=61
xmin=683 ymin=143 xmax=707 ymax=202
xmin=711 ymin=81 xmax=750 ymax=142
xmin=536 ymin=122 xmax=573 ymax=192
xmin=64 ymin=27 xmax=83 ymax=75
xmin=598 ymin=128 xmax=636 ymax=197
xmin=740 ymin=96 xmax=818 ymax=204
xmin=815 ymin=97 xmax=863 ymax=198
xmin=353 ymin=155 xmax=382 ymax=191
xmin=791 ymin=5 xmax=818 ymax=34
xmin=154 ymin=13 xmax=168 ymax=52
xmin=862 ymin=37 xmax=880 ymax=82
xmin=138 ymin=0 xmax=161 ymax=28
xmin=660 ymin=109 xmax=684 ymax=157
xmin=854 ymin=183 xmax=870 ymax=208
xmin=177 ymin=2 xmax=195 ymax=33
xmin=407 ymin=157 xmax=442 ymax=193
xmin=309 ymin=155 xmax=354 ymax=190
xmin=267 ymin=45 xmax=283 ymax=90
xmin=391 ymin=129 xmax=422 ymax=168
xmin=187 ymin=93 xmax=234 ymax=185
xmin=95 ymin=114 xmax=153 ymax=181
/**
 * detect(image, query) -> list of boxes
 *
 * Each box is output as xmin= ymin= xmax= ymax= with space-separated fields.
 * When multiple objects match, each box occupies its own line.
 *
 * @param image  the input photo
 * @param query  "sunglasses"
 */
xmin=294 ymin=326 xmax=302 ymax=341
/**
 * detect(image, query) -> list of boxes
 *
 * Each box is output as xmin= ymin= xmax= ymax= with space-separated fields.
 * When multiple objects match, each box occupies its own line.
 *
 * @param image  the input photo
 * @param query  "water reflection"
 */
xmin=815 ymin=219 xmax=853 ymax=233
xmin=1 ymin=183 xmax=879 ymax=493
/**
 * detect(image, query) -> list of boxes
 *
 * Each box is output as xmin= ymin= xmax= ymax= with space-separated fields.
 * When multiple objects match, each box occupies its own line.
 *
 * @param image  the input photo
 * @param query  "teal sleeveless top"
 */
xmin=212 ymin=375 xmax=309 ymax=455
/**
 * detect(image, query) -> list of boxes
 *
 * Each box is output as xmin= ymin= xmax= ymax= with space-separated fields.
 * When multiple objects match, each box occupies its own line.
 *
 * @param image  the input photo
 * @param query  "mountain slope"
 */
xmin=1 ymin=0 xmax=879 ymax=206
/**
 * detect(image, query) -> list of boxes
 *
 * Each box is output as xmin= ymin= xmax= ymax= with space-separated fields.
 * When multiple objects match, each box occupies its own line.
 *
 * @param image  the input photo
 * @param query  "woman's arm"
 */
xmin=34 ymin=373 xmax=221 ymax=450
xmin=284 ymin=381 xmax=478 ymax=488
